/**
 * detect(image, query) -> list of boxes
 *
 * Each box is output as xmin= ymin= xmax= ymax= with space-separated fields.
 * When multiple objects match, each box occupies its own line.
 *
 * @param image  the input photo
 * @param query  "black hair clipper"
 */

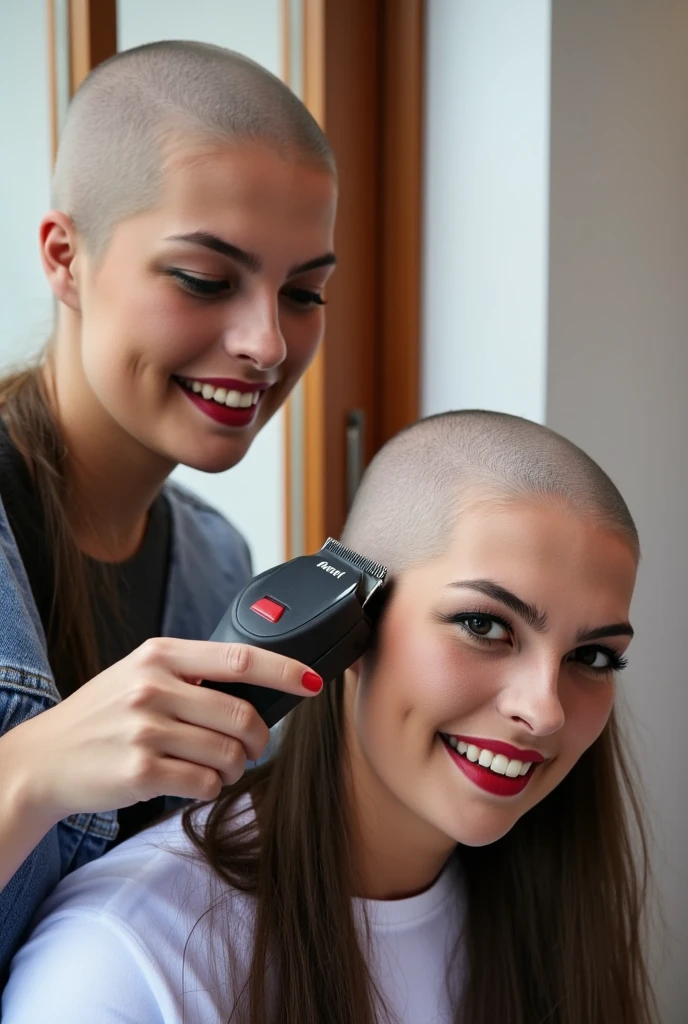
xmin=202 ymin=539 xmax=388 ymax=727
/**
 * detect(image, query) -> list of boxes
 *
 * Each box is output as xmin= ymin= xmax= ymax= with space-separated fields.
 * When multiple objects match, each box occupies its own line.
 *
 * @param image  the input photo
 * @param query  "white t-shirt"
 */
xmin=2 ymin=804 xmax=466 ymax=1023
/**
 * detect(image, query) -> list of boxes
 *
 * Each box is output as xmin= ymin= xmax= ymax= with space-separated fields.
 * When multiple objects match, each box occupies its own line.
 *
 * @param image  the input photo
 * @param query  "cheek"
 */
xmin=559 ymin=678 xmax=615 ymax=764
xmin=354 ymin=621 xmax=493 ymax=766
xmin=87 ymin=279 xmax=222 ymax=380
xmin=280 ymin=310 xmax=325 ymax=377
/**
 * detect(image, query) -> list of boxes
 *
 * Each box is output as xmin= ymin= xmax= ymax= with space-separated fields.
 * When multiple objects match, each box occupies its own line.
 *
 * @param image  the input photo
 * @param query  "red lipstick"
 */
xmin=174 ymin=376 xmax=270 ymax=428
xmin=441 ymin=735 xmax=545 ymax=798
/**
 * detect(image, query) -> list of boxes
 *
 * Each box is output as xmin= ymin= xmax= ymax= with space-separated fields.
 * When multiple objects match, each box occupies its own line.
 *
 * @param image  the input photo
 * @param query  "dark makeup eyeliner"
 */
xmin=167 ymin=269 xmax=229 ymax=296
xmin=437 ymin=609 xmax=628 ymax=674
xmin=166 ymin=269 xmax=325 ymax=306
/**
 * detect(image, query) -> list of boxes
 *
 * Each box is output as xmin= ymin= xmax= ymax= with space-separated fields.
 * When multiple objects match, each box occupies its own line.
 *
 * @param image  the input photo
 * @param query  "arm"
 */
xmin=0 ymin=638 xmax=320 ymax=893
xmin=0 ymin=723 xmax=62 ymax=891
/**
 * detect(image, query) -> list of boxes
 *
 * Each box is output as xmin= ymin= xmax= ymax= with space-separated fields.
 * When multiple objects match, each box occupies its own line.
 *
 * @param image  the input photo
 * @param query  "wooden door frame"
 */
xmin=47 ymin=0 xmax=118 ymax=159
xmin=379 ymin=1 xmax=423 ymax=444
xmin=283 ymin=0 xmax=424 ymax=555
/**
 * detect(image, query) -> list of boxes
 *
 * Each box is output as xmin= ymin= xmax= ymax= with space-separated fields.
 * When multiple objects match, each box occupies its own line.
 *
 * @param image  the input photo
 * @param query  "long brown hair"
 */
xmin=183 ymin=675 xmax=658 ymax=1024
xmin=0 ymin=363 xmax=103 ymax=696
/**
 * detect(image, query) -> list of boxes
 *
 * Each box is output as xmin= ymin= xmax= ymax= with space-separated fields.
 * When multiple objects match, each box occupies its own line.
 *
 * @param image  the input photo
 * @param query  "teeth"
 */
xmin=181 ymin=379 xmax=263 ymax=409
xmin=443 ymin=735 xmax=534 ymax=779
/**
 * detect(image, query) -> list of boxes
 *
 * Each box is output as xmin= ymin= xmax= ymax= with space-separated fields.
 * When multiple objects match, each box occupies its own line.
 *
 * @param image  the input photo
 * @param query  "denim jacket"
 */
xmin=0 ymin=482 xmax=251 ymax=982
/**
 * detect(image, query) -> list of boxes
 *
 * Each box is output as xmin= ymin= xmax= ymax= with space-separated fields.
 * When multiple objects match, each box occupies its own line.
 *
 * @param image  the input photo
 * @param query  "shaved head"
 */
xmin=52 ymin=40 xmax=334 ymax=257
xmin=342 ymin=411 xmax=638 ymax=573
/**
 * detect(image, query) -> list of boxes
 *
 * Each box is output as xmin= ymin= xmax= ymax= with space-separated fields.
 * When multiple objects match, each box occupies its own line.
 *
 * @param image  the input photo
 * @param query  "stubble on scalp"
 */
xmin=52 ymin=40 xmax=335 ymax=259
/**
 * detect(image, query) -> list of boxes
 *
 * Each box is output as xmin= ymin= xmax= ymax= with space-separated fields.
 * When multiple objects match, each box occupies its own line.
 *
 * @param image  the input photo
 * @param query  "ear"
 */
xmin=39 ymin=211 xmax=83 ymax=311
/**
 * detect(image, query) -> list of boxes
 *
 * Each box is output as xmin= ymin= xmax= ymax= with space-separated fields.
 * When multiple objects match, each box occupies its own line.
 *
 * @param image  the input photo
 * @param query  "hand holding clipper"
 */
xmin=202 ymin=539 xmax=388 ymax=727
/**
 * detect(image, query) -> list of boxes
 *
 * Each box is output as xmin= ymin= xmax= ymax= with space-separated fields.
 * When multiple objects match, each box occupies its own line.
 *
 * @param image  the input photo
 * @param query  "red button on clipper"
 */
xmin=250 ymin=597 xmax=286 ymax=623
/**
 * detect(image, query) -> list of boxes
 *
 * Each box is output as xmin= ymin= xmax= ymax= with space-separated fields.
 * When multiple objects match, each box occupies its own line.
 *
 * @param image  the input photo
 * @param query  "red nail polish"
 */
xmin=302 ymin=671 xmax=323 ymax=693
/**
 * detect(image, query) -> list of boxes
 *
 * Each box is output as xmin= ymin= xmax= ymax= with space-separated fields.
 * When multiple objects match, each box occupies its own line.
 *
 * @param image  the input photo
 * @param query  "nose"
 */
xmin=496 ymin=655 xmax=566 ymax=737
xmin=221 ymin=293 xmax=287 ymax=371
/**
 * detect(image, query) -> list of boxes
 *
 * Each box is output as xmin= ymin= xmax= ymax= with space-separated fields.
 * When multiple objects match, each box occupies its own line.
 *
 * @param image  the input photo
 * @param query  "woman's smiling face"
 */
xmin=346 ymin=500 xmax=638 ymax=856
xmin=47 ymin=142 xmax=337 ymax=473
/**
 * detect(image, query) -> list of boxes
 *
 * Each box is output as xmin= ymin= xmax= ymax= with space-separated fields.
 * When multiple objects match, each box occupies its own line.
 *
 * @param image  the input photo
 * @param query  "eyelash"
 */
xmin=576 ymin=645 xmax=628 ymax=674
xmin=285 ymin=287 xmax=327 ymax=308
xmin=441 ymin=610 xmax=628 ymax=675
xmin=168 ymin=270 xmax=227 ymax=296
xmin=167 ymin=270 xmax=326 ymax=307
xmin=445 ymin=609 xmax=513 ymax=641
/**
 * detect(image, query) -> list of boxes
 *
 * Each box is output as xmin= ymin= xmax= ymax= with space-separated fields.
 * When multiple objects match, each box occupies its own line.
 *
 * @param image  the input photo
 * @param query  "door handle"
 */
xmin=346 ymin=409 xmax=365 ymax=510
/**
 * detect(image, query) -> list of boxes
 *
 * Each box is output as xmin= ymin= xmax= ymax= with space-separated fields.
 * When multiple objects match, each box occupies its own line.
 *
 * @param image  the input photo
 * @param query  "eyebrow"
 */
xmin=448 ymin=579 xmax=548 ymax=632
xmin=448 ymin=579 xmax=634 ymax=643
xmin=576 ymin=623 xmax=634 ymax=643
xmin=164 ymin=231 xmax=336 ymax=278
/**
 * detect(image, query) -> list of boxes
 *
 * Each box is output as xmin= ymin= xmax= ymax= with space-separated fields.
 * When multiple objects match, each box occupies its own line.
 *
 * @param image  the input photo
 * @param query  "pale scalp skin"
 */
xmin=52 ymin=40 xmax=335 ymax=258
xmin=341 ymin=410 xmax=638 ymax=575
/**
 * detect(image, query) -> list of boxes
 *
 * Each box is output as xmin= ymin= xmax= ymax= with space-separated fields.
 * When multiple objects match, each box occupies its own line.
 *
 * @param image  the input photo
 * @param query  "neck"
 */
xmin=343 ymin=680 xmax=456 ymax=901
xmin=43 ymin=321 xmax=175 ymax=562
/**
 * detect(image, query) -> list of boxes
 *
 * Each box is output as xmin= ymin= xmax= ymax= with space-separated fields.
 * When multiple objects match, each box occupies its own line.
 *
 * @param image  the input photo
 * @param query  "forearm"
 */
xmin=0 ymin=723 xmax=58 ymax=892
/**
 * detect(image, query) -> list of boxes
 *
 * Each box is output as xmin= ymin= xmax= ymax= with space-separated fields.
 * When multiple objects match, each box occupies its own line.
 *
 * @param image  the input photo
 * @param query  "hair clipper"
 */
xmin=202 ymin=539 xmax=389 ymax=727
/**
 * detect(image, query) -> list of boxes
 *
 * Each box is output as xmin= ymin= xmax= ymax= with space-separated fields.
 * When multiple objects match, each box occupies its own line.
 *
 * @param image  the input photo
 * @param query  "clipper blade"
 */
xmin=321 ymin=538 xmax=387 ymax=583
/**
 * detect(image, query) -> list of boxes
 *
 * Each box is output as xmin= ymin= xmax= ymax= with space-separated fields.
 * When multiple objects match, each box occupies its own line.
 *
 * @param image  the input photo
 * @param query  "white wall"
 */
xmin=0 ymin=0 xmax=54 ymax=369
xmin=423 ymin=1 xmax=687 ymax=1018
xmin=422 ymin=0 xmax=551 ymax=423
xmin=547 ymin=2 xmax=688 ymax=1017
xmin=118 ymin=0 xmax=284 ymax=573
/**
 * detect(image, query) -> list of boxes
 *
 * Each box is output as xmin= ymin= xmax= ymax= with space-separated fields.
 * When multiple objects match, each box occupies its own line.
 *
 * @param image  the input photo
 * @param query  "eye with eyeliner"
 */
xmin=165 ymin=268 xmax=326 ymax=308
xmin=165 ymin=268 xmax=230 ymax=297
xmin=568 ymin=644 xmax=628 ymax=674
xmin=281 ymin=286 xmax=326 ymax=309
xmin=438 ymin=609 xmax=628 ymax=674
xmin=439 ymin=609 xmax=514 ymax=645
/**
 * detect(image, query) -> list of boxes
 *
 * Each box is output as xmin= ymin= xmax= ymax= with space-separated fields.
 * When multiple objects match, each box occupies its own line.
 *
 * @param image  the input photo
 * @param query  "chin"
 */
xmin=443 ymin=809 xmax=519 ymax=849
xmin=180 ymin=447 xmax=252 ymax=474
xmin=167 ymin=433 xmax=255 ymax=474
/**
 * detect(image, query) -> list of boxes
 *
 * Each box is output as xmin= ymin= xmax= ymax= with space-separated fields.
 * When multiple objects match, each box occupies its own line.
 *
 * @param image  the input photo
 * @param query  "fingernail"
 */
xmin=302 ymin=671 xmax=323 ymax=693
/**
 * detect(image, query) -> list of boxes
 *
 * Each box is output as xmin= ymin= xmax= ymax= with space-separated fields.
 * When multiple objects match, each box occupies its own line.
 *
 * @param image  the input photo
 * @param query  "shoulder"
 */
xmin=164 ymin=481 xmax=252 ymax=575
xmin=0 ymin=421 xmax=51 ymax=678
xmin=3 ymin=805 xmax=256 ymax=1024
xmin=29 ymin=803 xmax=254 ymax=941
xmin=0 ymin=495 xmax=55 ymax=712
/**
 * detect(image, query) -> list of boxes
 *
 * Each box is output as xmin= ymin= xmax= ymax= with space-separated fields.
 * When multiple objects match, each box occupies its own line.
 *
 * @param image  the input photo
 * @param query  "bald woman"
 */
xmin=0 ymin=41 xmax=336 ymax=976
xmin=2 ymin=411 xmax=656 ymax=1024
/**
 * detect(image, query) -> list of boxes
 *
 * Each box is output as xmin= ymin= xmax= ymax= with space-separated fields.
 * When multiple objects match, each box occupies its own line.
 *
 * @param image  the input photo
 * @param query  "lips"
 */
xmin=174 ymin=375 xmax=271 ymax=428
xmin=440 ymin=733 xmax=546 ymax=798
